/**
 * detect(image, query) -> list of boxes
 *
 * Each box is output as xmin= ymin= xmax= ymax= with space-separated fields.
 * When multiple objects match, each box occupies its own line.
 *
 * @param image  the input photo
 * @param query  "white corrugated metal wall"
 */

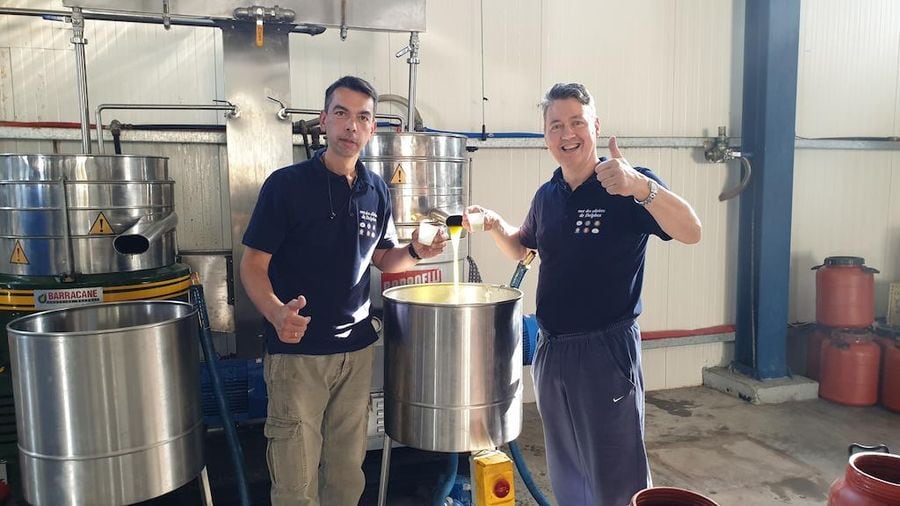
xmin=2 ymin=0 xmax=899 ymax=387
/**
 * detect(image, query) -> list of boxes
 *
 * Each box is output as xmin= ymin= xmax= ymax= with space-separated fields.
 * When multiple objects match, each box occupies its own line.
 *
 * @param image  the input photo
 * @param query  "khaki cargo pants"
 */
xmin=264 ymin=346 xmax=374 ymax=506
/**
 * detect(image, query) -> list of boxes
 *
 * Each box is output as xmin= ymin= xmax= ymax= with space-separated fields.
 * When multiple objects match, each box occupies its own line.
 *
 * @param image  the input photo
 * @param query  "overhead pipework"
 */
xmin=395 ymin=32 xmax=421 ymax=132
xmin=95 ymin=102 xmax=239 ymax=154
xmin=70 ymin=7 xmax=91 ymax=153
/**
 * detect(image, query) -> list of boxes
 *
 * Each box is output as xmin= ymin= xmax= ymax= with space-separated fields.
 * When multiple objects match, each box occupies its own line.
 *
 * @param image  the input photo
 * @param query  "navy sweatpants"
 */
xmin=532 ymin=319 xmax=651 ymax=506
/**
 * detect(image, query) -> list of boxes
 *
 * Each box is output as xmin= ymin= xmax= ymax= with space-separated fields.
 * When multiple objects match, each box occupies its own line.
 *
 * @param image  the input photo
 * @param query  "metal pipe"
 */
xmin=405 ymin=32 xmax=420 ymax=132
xmin=377 ymin=434 xmax=392 ymax=506
xmin=58 ymin=175 xmax=76 ymax=281
xmin=5 ymin=126 xmax=898 ymax=151
xmin=276 ymin=105 xmax=405 ymax=130
xmin=0 ymin=7 xmax=326 ymax=34
xmin=70 ymin=8 xmax=91 ymax=153
xmin=377 ymin=94 xmax=424 ymax=131
xmin=114 ymin=212 xmax=178 ymax=255
xmin=95 ymin=103 xmax=237 ymax=153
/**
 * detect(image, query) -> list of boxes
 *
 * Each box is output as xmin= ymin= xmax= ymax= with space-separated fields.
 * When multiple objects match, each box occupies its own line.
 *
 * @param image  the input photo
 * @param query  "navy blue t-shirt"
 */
xmin=242 ymin=152 xmax=399 ymax=355
xmin=519 ymin=161 xmax=671 ymax=335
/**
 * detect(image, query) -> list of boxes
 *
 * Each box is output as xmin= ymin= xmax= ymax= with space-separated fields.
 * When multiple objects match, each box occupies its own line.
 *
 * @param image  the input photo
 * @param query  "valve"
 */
xmin=704 ymin=126 xmax=751 ymax=201
xmin=233 ymin=5 xmax=297 ymax=47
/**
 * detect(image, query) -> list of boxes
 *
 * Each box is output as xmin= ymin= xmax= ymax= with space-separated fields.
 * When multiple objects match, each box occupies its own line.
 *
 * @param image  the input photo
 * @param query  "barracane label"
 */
xmin=381 ymin=268 xmax=441 ymax=290
xmin=34 ymin=287 xmax=103 ymax=309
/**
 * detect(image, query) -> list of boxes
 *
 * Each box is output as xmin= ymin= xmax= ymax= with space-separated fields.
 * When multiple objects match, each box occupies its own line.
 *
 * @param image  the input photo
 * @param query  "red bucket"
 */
xmin=631 ymin=486 xmax=720 ymax=506
xmin=829 ymin=445 xmax=900 ymax=505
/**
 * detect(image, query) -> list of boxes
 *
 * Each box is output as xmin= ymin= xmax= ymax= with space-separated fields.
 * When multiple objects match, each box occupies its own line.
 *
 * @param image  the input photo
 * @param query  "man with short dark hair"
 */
xmin=240 ymin=75 xmax=446 ymax=506
xmin=466 ymin=82 xmax=701 ymax=505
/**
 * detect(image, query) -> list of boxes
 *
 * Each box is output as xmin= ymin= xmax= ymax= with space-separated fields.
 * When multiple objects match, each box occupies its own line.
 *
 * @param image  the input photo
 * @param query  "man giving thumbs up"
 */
xmin=467 ymin=82 xmax=701 ymax=505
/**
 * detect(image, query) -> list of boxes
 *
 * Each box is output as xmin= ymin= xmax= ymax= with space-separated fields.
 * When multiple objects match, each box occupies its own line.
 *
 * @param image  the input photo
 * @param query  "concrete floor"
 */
xmin=508 ymin=386 xmax=900 ymax=505
xmin=141 ymin=385 xmax=900 ymax=505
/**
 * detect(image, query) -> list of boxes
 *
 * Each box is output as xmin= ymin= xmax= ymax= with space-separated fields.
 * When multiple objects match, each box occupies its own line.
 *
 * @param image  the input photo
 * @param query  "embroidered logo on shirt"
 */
xmin=359 ymin=210 xmax=378 ymax=238
xmin=574 ymin=208 xmax=605 ymax=234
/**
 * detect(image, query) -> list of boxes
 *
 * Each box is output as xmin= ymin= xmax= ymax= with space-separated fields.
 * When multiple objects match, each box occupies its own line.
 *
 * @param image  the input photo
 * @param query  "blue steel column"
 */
xmin=733 ymin=0 xmax=801 ymax=379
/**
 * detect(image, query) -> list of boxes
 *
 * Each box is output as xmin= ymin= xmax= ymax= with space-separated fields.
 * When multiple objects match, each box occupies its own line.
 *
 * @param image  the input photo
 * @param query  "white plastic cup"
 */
xmin=468 ymin=211 xmax=485 ymax=232
xmin=417 ymin=221 xmax=440 ymax=246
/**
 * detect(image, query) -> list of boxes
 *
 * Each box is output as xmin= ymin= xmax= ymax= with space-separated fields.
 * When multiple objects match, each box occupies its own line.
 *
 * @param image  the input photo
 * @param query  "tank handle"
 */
xmin=848 ymin=443 xmax=891 ymax=456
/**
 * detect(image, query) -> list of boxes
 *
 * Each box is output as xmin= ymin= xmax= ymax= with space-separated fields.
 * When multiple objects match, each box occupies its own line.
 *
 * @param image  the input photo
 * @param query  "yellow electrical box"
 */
xmin=472 ymin=450 xmax=515 ymax=505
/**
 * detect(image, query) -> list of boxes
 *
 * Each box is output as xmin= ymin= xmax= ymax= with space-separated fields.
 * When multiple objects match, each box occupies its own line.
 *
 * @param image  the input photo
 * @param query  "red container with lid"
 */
xmin=829 ymin=446 xmax=900 ymax=505
xmin=819 ymin=331 xmax=881 ymax=406
xmin=813 ymin=257 xmax=878 ymax=328
xmin=882 ymin=341 xmax=900 ymax=413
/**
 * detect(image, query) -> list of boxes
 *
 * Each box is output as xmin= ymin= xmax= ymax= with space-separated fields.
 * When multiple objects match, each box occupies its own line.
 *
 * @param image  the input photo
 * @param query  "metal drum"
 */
xmin=361 ymin=133 xmax=469 ymax=308
xmin=382 ymin=283 xmax=523 ymax=452
xmin=0 ymin=154 xmax=176 ymax=276
xmin=7 ymin=300 xmax=203 ymax=505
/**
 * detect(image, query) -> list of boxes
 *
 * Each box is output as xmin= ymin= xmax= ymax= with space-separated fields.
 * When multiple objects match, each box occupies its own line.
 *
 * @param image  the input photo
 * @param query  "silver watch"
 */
xmin=634 ymin=179 xmax=659 ymax=206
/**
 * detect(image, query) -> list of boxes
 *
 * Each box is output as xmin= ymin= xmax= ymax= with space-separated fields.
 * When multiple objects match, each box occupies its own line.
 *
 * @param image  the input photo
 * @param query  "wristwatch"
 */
xmin=407 ymin=242 xmax=422 ymax=260
xmin=634 ymin=179 xmax=659 ymax=206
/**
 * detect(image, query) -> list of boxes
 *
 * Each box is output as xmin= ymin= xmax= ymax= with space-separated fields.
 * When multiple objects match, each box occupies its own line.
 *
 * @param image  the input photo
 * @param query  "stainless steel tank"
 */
xmin=0 ymin=154 xmax=176 ymax=276
xmin=382 ymin=283 xmax=523 ymax=452
xmin=6 ymin=300 xmax=204 ymax=505
xmin=361 ymin=133 xmax=469 ymax=307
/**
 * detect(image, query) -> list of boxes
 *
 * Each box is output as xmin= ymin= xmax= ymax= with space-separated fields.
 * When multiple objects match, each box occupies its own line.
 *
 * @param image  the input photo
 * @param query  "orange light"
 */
xmin=493 ymin=477 xmax=511 ymax=498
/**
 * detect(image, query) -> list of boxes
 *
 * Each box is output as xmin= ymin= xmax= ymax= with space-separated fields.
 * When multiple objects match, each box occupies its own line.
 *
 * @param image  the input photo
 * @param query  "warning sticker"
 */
xmin=9 ymin=240 xmax=29 ymax=265
xmin=89 ymin=212 xmax=115 ymax=235
xmin=34 ymin=287 xmax=103 ymax=309
xmin=390 ymin=163 xmax=406 ymax=184
xmin=381 ymin=268 xmax=441 ymax=291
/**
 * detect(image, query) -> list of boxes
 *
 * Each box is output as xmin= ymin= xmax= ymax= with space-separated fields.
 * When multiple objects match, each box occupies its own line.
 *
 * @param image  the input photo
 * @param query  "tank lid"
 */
xmin=824 ymin=256 xmax=865 ymax=266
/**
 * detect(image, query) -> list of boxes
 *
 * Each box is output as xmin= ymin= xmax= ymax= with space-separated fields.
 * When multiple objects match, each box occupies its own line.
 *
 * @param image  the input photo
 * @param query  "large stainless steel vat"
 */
xmin=382 ymin=283 xmax=523 ymax=452
xmin=0 ymin=154 xmax=176 ymax=276
xmin=361 ymin=133 xmax=470 ymax=308
xmin=6 ymin=300 xmax=204 ymax=505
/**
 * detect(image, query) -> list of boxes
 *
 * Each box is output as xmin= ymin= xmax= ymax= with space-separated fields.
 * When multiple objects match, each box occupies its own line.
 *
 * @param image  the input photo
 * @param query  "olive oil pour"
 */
xmin=445 ymin=215 xmax=464 ymax=288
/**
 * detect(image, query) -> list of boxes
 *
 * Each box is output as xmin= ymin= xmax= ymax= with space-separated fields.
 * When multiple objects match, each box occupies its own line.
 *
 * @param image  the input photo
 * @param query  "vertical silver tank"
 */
xmin=0 ymin=154 xmax=176 ymax=276
xmin=382 ymin=283 xmax=523 ymax=452
xmin=6 ymin=301 xmax=204 ymax=505
xmin=360 ymin=133 xmax=469 ymax=307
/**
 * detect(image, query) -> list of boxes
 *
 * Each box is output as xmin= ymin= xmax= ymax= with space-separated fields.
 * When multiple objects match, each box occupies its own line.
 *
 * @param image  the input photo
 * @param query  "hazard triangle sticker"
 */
xmin=10 ymin=240 xmax=29 ymax=265
xmin=89 ymin=212 xmax=115 ymax=235
xmin=390 ymin=163 xmax=406 ymax=184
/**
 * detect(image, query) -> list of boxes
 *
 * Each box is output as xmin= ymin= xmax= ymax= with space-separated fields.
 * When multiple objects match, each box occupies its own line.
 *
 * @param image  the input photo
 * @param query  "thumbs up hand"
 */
xmin=594 ymin=136 xmax=647 ymax=197
xmin=274 ymin=295 xmax=311 ymax=344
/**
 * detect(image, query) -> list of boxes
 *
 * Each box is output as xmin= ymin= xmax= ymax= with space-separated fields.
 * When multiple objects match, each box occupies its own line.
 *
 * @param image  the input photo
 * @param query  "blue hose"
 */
xmin=432 ymin=453 xmax=458 ymax=506
xmin=509 ymin=441 xmax=551 ymax=506
xmin=190 ymin=277 xmax=251 ymax=506
xmin=508 ymin=254 xmax=553 ymax=506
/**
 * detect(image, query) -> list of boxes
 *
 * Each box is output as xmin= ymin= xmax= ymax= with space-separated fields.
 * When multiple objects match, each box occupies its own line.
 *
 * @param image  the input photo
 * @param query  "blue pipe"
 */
xmin=432 ymin=452 xmax=458 ymax=506
xmin=509 ymin=441 xmax=551 ymax=506
xmin=508 ymin=255 xmax=552 ymax=506
xmin=190 ymin=276 xmax=251 ymax=506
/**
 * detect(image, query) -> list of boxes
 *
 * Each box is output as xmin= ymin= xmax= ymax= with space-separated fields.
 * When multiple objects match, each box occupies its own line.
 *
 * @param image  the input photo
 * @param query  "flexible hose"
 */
xmin=432 ymin=453 xmax=458 ymax=506
xmin=190 ymin=274 xmax=251 ymax=506
xmin=508 ymin=252 xmax=552 ymax=506
xmin=509 ymin=441 xmax=551 ymax=506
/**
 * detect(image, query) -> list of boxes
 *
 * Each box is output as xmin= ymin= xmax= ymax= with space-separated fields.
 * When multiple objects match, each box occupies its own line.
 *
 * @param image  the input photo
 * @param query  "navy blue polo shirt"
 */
xmin=242 ymin=151 xmax=398 ymax=355
xmin=519 ymin=161 xmax=671 ymax=335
